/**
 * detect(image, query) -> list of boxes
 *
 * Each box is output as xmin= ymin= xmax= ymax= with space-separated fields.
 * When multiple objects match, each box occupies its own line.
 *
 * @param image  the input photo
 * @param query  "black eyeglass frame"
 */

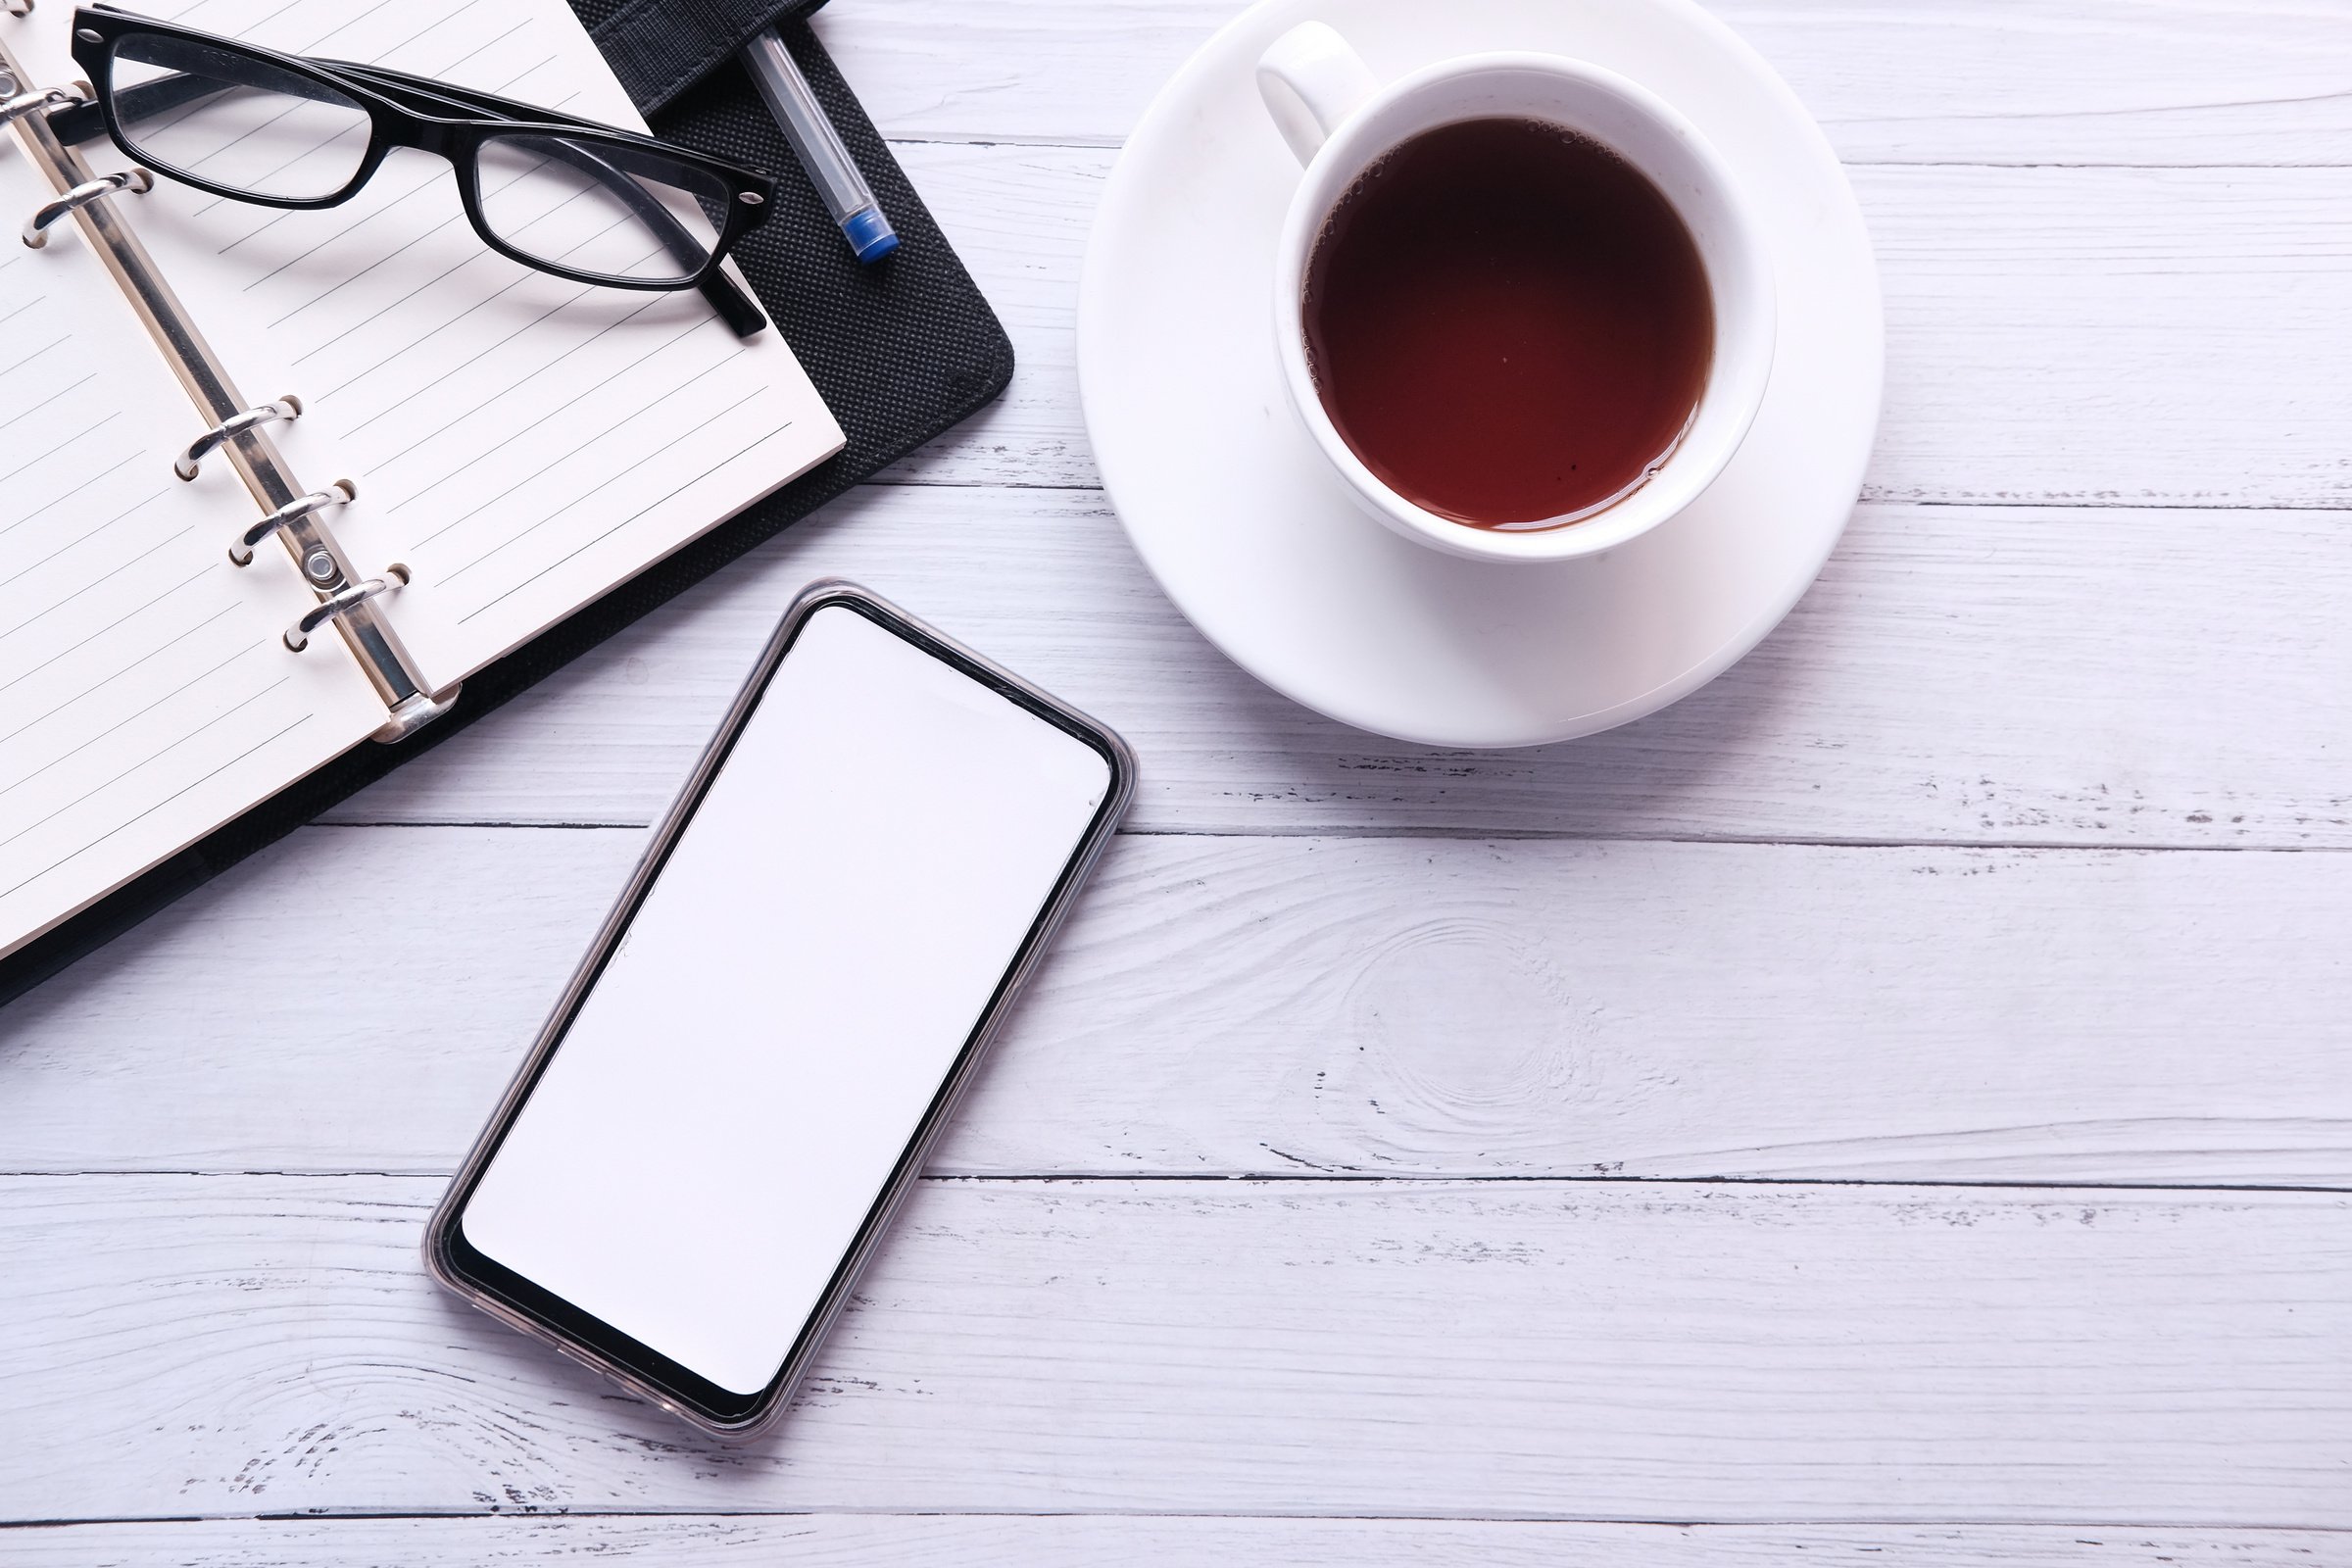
xmin=63 ymin=7 xmax=777 ymax=332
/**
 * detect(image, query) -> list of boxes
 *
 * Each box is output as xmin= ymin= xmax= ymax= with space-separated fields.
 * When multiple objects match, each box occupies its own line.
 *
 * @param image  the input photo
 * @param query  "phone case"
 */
xmin=423 ymin=578 xmax=1137 ymax=1438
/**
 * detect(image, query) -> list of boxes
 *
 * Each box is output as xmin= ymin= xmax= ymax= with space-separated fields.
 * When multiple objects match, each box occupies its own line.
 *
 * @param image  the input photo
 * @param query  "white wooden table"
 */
xmin=5 ymin=2 xmax=2351 ymax=1562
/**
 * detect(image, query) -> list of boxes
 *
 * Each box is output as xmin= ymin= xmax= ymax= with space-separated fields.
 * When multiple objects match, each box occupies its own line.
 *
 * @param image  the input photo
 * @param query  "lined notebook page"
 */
xmin=0 ymin=140 xmax=386 ymax=956
xmin=73 ymin=0 xmax=846 ymax=691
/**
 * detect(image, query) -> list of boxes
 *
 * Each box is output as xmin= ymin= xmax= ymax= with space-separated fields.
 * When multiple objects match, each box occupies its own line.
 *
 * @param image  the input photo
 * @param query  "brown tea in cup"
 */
xmin=1300 ymin=116 xmax=1714 ymax=530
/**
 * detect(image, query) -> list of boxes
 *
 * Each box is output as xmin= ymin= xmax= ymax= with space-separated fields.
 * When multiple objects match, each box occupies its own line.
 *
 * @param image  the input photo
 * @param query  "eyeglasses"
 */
xmin=55 ymin=6 xmax=777 ymax=336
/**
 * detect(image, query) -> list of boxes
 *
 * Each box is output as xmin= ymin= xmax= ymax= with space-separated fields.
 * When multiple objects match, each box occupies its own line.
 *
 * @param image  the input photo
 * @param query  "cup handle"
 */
xmin=1255 ymin=22 xmax=1379 ymax=165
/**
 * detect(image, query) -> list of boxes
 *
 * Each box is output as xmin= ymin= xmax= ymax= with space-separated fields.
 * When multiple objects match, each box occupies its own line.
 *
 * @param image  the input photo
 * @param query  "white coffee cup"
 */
xmin=1255 ymin=23 xmax=1775 ymax=564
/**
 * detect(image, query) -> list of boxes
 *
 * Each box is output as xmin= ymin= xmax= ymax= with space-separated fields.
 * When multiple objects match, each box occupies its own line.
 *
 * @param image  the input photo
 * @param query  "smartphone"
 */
xmin=426 ymin=581 xmax=1134 ymax=1438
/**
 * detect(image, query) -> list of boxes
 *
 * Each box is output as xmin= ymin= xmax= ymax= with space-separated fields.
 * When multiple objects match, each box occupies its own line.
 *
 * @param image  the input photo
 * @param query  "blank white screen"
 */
xmin=460 ymin=603 xmax=1111 ymax=1395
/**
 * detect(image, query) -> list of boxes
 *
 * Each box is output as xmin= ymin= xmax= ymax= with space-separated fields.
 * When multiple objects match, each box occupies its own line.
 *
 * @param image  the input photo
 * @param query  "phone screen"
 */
xmin=446 ymin=599 xmax=1116 ymax=1411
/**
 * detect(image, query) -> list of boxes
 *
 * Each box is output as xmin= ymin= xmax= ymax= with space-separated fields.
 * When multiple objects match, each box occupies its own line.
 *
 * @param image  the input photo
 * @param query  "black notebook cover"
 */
xmin=0 ymin=5 xmax=1013 ymax=1007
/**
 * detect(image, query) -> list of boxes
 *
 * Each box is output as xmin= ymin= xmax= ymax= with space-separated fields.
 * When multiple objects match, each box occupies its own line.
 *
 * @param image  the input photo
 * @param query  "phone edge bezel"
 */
xmin=421 ymin=577 xmax=1139 ymax=1440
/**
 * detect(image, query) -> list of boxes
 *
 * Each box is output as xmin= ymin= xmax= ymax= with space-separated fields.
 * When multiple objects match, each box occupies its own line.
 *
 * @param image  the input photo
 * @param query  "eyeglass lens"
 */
xmin=474 ymin=133 xmax=729 ymax=284
xmin=110 ymin=34 xmax=372 ymax=201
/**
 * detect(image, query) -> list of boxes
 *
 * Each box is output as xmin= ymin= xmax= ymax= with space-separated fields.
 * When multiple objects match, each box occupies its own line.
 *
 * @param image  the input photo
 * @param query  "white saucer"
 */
xmin=1076 ymin=0 xmax=1883 ymax=749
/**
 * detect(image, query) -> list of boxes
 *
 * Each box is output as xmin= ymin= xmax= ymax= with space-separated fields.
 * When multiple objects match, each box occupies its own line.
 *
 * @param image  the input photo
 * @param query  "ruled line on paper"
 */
xmin=0 ymin=374 xmax=100 ymax=437
xmin=456 ymin=420 xmax=790 ymax=624
xmin=302 ymin=260 xmax=558 ymax=382
xmin=238 ymin=167 xmax=445 ymax=281
xmin=247 ymin=0 xmax=318 ymax=31
xmin=0 ymin=375 xmax=99 ymax=436
xmin=0 ymin=561 xmax=216 ymax=697
xmin=0 ymin=335 xmax=69 ymax=378
xmin=0 ymin=454 xmax=145 ymax=544
xmin=0 ymin=672 xmax=291 ymax=856
xmin=145 ymin=89 xmax=274 ymax=162
xmin=295 ymin=0 xmax=402 ymax=54
xmin=428 ymin=371 xmax=759 ymax=566
xmin=0 ymin=413 xmax=123 ymax=490
xmin=0 ymin=295 xmax=47 ymax=329
xmin=332 ymin=284 xmax=591 ymax=426
xmin=371 ymin=0 xmax=492 ymax=68
xmin=194 ymin=135 xmax=354 ymax=220
xmin=0 ymin=519 xmax=196 ymax=654
xmin=0 ymin=600 xmax=242 ymax=751
xmin=439 ymin=18 xmax=531 ymax=77
xmin=266 ymin=214 xmax=466 ymax=328
xmin=0 ymin=533 xmax=204 ymax=676
xmin=0 ymin=640 xmax=261 ymax=802
xmin=487 ymin=55 xmax=560 ymax=99
xmin=371 ymin=292 xmax=669 ymax=466
xmin=0 ymin=485 xmax=172 ymax=594
xmin=294 ymin=248 xmax=501 ymax=362
xmin=0 ymin=710 xmax=312 ymax=903
xmin=322 ymin=222 xmax=638 ymax=408
xmin=180 ymin=98 xmax=323 ymax=182
xmin=390 ymin=314 xmax=711 ymax=513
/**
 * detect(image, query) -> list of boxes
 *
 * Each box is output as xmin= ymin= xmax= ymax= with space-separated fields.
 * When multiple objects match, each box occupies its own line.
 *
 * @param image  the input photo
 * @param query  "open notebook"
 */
xmin=0 ymin=0 xmax=844 ymax=958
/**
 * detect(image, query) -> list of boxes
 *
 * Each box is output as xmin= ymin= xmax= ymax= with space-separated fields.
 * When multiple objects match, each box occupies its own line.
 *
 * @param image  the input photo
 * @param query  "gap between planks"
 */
xmin=847 ymin=466 xmax=2352 ymax=512
xmin=873 ymin=134 xmax=2352 ymax=173
xmin=306 ymin=819 xmax=2352 ymax=852
xmin=3 ymin=1170 xmax=2350 ymax=1198
xmin=2 ymin=1519 xmax=2350 ymax=1568
xmin=9 ymin=1507 xmax=2352 ymax=1527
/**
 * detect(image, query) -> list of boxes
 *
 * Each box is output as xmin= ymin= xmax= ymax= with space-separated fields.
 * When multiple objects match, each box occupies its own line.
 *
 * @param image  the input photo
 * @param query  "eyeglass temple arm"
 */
xmin=56 ymin=58 xmax=768 ymax=337
xmin=48 ymin=62 xmax=299 ymax=144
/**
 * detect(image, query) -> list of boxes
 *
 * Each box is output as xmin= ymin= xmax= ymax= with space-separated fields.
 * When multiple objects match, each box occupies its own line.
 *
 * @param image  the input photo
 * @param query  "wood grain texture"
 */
xmin=7 ymin=1516 xmax=2347 ymax=1567
xmin=870 ymin=145 xmax=2352 ymax=506
xmin=4 ymin=827 xmax=2348 ymax=1185
xmin=1 ymin=1175 xmax=2346 ymax=1524
xmin=318 ymin=485 xmax=2352 ymax=846
xmin=816 ymin=0 xmax=2352 ymax=166
xmin=9 ymin=0 xmax=2351 ymax=1545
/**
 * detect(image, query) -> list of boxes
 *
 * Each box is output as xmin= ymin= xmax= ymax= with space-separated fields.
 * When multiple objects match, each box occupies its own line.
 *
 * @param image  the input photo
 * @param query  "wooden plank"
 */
xmin=318 ymin=484 xmax=2352 ymax=847
xmin=7 ymin=1516 xmax=2346 ymax=1566
xmin=818 ymin=0 xmax=2352 ymax=166
xmin=876 ymin=144 xmax=2352 ymax=506
xmin=0 ymin=1175 xmax=2345 ymax=1522
xmin=6 ymin=828 xmax=2347 ymax=1185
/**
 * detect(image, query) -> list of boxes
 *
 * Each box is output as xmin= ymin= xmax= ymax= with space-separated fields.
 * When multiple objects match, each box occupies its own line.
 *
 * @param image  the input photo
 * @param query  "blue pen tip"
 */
xmin=842 ymin=206 xmax=898 ymax=264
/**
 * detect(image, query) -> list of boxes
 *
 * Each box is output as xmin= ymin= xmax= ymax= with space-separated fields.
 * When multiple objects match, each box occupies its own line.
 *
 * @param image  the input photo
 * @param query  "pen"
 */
xmin=740 ymin=26 xmax=898 ymax=264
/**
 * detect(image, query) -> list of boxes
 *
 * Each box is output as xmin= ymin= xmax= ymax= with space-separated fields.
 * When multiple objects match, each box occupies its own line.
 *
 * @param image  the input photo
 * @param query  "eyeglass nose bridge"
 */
xmin=400 ymin=117 xmax=464 ymax=162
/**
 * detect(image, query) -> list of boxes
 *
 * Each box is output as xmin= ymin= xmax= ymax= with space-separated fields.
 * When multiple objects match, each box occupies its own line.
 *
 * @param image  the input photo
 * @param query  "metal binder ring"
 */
xmin=230 ymin=479 xmax=357 ymax=566
xmin=22 ymin=166 xmax=150 ymax=250
xmin=1 ymin=2 xmax=32 ymax=20
xmin=174 ymin=394 xmax=303 ymax=481
xmin=284 ymin=564 xmax=409 ymax=652
xmin=0 ymin=83 xmax=83 ymax=128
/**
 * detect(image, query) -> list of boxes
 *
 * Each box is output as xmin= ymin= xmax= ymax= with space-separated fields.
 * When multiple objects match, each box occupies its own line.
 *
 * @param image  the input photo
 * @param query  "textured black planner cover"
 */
xmin=0 ymin=2 xmax=1013 ymax=1006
